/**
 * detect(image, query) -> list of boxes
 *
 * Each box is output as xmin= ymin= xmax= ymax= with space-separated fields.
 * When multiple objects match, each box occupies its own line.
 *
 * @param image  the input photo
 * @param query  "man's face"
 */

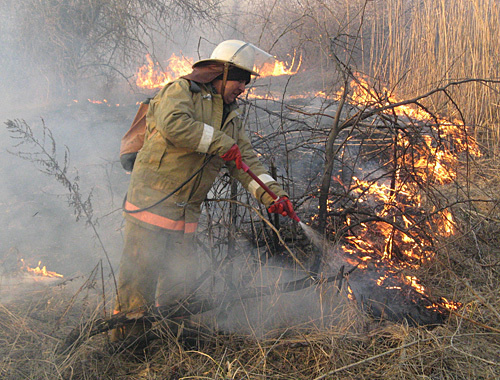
xmin=213 ymin=79 xmax=247 ymax=104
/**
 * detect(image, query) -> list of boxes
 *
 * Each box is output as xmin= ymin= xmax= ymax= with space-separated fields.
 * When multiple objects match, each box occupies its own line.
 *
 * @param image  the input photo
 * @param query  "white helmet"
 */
xmin=193 ymin=40 xmax=273 ymax=76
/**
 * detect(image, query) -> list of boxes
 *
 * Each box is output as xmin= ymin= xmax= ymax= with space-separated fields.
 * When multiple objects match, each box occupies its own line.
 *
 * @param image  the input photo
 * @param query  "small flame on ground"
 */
xmin=88 ymin=99 xmax=107 ymax=104
xmin=436 ymin=297 xmax=461 ymax=311
xmin=20 ymin=259 xmax=63 ymax=278
xmin=346 ymin=285 xmax=355 ymax=301
xmin=86 ymin=99 xmax=120 ymax=107
xmin=404 ymin=275 xmax=426 ymax=294
xmin=69 ymin=99 xmax=119 ymax=107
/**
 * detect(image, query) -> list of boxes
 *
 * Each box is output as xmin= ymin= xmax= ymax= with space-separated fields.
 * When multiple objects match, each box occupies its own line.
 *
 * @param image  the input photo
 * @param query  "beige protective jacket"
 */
xmin=124 ymin=78 xmax=287 ymax=232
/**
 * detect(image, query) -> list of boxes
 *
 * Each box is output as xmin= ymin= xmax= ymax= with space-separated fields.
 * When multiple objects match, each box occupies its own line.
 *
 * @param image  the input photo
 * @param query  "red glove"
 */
xmin=268 ymin=196 xmax=299 ymax=221
xmin=221 ymin=144 xmax=243 ymax=169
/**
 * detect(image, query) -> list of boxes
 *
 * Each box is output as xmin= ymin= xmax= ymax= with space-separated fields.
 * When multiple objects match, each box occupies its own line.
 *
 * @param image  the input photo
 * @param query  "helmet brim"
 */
xmin=192 ymin=59 xmax=260 ymax=76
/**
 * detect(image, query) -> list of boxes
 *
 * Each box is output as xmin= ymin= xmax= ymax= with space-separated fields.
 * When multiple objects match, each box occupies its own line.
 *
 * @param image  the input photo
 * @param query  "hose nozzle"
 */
xmin=241 ymin=163 xmax=300 ymax=222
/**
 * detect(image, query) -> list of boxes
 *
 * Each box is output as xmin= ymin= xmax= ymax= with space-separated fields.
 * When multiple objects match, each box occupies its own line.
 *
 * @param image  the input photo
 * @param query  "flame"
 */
xmin=86 ymin=99 xmax=120 ymax=107
xmin=136 ymin=53 xmax=193 ymax=89
xmin=258 ymin=51 xmax=302 ymax=77
xmin=20 ymin=259 xmax=63 ymax=278
xmin=437 ymin=297 xmax=461 ymax=311
xmin=346 ymin=285 xmax=355 ymax=301
xmin=340 ymin=174 xmax=454 ymax=265
xmin=404 ymin=275 xmax=426 ymax=294
xmin=88 ymin=99 xmax=107 ymax=104
xmin=246 ymin=89 xmax=280 ymax=101
xmin=339 ymin=74 xmax=481 ymax=162
xmin=331 ymin=74 xmax=479 ymax=270
xmin=304 ymin=74 xmax=482 ymax=313
xmin=136 ymin=51 xmax=302 ymax=90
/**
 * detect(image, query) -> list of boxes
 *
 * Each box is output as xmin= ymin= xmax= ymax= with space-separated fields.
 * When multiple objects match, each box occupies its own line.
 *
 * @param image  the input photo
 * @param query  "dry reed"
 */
xmin=363 ymin=0 xmax=500 ymax=151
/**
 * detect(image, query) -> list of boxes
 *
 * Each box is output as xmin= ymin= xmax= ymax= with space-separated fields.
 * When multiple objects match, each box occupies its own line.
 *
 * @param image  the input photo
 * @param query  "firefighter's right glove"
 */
xmin=268 ymin=196 xmax=299 ymax=221
xmin=221 ymin=144 xmax=243 ymax=169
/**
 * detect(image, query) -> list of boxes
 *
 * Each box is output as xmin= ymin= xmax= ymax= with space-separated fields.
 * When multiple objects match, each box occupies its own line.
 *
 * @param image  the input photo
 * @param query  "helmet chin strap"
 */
xmin=220 ymin=62 xmax=230 ymax=101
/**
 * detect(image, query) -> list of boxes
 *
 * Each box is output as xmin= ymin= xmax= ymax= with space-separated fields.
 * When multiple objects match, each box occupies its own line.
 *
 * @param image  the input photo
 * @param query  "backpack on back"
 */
xmin=119 ymin=99 xmax=151 ymax=171
xmin=119 ymin=81 xmax=201 ymax=171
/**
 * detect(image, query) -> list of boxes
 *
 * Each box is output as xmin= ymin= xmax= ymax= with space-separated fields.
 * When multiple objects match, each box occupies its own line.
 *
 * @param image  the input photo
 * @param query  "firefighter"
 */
xmin=112 ymin=40 xmax=297 ymax=342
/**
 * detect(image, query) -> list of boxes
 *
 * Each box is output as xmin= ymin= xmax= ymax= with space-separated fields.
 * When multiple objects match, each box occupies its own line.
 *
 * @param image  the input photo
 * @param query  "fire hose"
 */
xmin=123 ymin=156 xmax=300 ymax=223
xmin=58 ymin=265 xmax=354 ymax=354
xmin=76 ymin=158 xmax=310 ymax=354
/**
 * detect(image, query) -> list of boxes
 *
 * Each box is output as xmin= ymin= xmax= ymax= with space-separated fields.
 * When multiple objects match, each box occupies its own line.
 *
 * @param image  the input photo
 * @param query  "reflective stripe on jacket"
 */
xmin=125 ymin=78 xmax=287 ymax=231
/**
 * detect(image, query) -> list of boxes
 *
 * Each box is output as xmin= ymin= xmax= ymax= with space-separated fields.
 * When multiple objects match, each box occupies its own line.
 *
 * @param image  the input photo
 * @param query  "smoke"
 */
xmin=192 ymin=248 xmax=363 ymax=338
xmin=0 ymin=0 xmax=357 ymax=337
xmin=0 ymin=105 xmax=134 ymax=278
xmin=0 ymin=14 xmax=223 ymax=282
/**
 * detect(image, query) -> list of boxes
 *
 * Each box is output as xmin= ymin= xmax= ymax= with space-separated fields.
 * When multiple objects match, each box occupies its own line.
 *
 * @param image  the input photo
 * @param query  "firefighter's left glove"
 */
xmin=221 ymin=144 xmax=243 ymax=170
xmin=268 ymin=196 xmax=298 ymax=221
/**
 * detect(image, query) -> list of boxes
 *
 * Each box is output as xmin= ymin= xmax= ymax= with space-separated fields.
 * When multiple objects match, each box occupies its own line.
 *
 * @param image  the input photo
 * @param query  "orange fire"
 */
xmin=333 ymin=75 xmax=479 ymax=264
xmin=315 ymin=74 xmax=480 ymax=312
xmin=136 ymin=53 xmax=193 ymax=89
xmin=436 ymin=297 xmax=461 ymax=311
xmin=135 ymin=51 xmax=302 ymax=90
xmin=20 ymin=259 xmax=63 ymax=278
xmin=86 ymin=99 xmax=120 ymax=107
xmin=257 ymin=51 xmax=302 ymax=77
xmin=88 ymin=99 xmax=107 ymax=105
xmin=340 ymin=74 xmax=481 ymax=162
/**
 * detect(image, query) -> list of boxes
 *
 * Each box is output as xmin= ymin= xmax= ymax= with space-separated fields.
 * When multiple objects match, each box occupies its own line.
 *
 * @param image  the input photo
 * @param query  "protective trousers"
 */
xmin=111 ymin=220 xmax=198 ymax=341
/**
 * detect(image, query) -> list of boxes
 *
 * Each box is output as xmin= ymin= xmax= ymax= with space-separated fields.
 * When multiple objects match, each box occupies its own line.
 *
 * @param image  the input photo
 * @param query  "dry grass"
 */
xmin=2 ymin=1 xmax=500 ymax=378
xmin=1 ymin=209 xmax=499 ymax=380
xmin=242 ymin=0 xmax=500 ymax=152
xmin=3 ymin=148 xmax=498 ymax=379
